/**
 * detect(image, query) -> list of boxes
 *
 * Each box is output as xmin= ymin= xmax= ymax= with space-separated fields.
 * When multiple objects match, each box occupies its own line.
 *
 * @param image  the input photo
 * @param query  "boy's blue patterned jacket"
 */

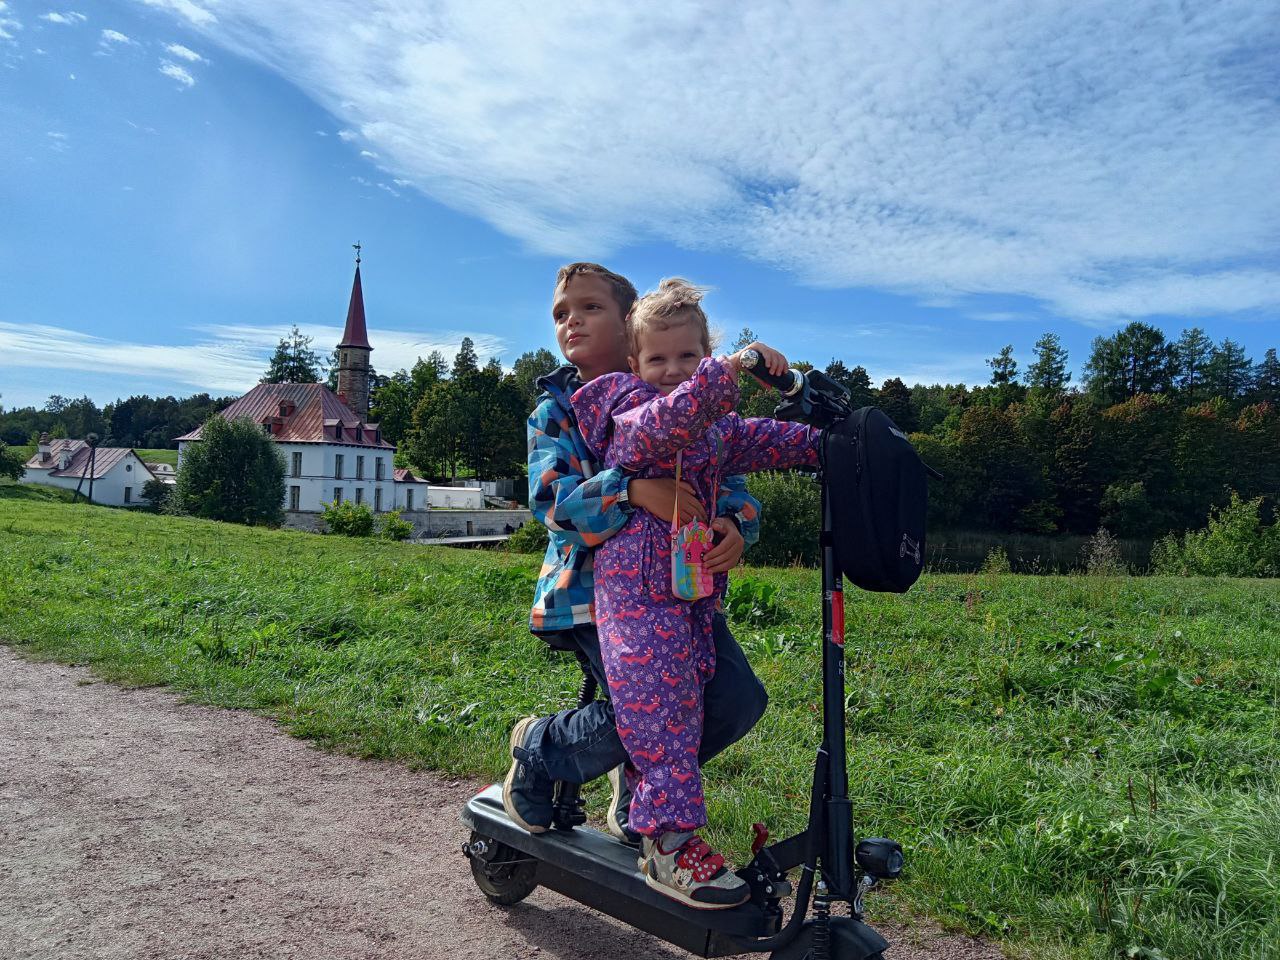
xmin=528 ymin=366 xmax=761 ymax=634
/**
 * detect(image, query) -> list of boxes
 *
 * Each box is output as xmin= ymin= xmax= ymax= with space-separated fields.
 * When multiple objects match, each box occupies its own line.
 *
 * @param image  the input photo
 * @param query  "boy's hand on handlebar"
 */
xmin=703 ymin=517 xmax=745 ymax=573
xmin=627 ymin=477 xmax=707 ymax=525
xmin=725 ymin=341 xmax=789 ymax=380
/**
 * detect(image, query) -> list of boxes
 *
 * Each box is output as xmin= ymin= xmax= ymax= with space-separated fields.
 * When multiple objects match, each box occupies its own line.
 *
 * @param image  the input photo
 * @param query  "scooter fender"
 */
xmin=768 ymin=916 xmax=889 ymax=960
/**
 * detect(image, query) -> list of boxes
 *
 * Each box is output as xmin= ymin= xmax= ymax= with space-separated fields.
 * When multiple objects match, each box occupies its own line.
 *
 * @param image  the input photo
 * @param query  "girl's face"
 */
xmin=630 ymin=322 xmax=707 ymax=395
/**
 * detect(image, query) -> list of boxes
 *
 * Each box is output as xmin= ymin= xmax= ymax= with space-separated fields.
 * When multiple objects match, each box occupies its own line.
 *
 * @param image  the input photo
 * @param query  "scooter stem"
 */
xmin=820 ymin=478 xmax=856 ymax=901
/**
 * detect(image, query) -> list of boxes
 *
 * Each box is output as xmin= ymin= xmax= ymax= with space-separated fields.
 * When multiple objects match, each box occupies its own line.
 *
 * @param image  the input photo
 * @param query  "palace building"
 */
xmin=175 ymin=253 xmax=428 ymax=518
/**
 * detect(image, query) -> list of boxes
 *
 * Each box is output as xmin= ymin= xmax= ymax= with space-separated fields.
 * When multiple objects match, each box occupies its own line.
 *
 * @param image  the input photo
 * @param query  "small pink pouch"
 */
xmin=670 ymin=452 xmax=716 ymax=602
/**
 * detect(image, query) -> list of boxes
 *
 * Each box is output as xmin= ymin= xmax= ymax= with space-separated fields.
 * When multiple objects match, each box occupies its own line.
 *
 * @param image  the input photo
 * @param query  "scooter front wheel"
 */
xmin=465 ymin=831 xmax=539 ymax=905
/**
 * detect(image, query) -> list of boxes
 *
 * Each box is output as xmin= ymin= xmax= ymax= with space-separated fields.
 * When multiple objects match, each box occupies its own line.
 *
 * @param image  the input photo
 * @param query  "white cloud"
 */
xmin=158 ymin=60 xmax=194 ymax=87
xmin=100 ymin=28 xmax=135 ymax=45
xmin=40 ymin=11 xmax=86 ymax=24
xmin=0 ymin=1 xmax=20 ymax=41
xmin=336 ymin=128 xmax=356 ymax=142
xmin=163 ymin=41 xmax=203 ymax=62
xmin=0 ymin=321 xmax=508 ymax=395
xmin=133 ymin=1 xmax=1280 ymax=323
xmin=359 ymin=149 xmax=378 ymax=159
xmin=136 ymin=0 xmax=214 ymax=27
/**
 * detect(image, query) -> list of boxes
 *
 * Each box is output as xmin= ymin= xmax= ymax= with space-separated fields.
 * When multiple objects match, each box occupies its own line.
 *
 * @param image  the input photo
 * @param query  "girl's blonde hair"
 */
xmin=627 ymin=278 xmax=715 ymax=356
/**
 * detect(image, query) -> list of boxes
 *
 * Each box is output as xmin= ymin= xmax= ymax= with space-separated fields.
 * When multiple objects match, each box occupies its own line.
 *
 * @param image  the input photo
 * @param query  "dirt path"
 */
xmin=0 ymin=647 xmax=1002 ymax=960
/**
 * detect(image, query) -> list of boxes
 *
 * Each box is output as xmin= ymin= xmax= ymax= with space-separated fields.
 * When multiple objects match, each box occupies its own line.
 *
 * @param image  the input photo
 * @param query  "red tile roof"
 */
xmin=24 ymin=440 xmax=156 ymax=480
xmin=338 ymin=264 xmax=371 ymax=349
xmin=174 ymin=382 xmax=392 ymax=448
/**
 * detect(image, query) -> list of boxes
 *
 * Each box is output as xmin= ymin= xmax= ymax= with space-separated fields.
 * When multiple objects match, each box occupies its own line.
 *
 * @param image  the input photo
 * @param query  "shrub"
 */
xmin=747 ymin=471 xmax=820 ymax=567
xmin=174 ymin=415 xmax=285 ymax=526
xmin=141 ymin=478 xmax=172 ymax=512
xmin=321 ymin=500 xmax=375 ymax=537
xmin=1081 ymin=527 xmax=1126 ymax=575
xmin=0 ymin=441 xmax=24 ymax=481
xmin=980 ymin=545 xmax=1011 ymax=574
xmin=505 ymin=519 xmax=550 ymax=554
xmin=377 ymin=509 xmax=414 ymax=541
xmin=1151 ymin=492 xmax=1280 ymax=577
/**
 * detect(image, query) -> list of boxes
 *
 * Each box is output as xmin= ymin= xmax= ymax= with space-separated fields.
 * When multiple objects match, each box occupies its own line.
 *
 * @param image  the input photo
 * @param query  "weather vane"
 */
xmin=353 ymin=241 xmax=362 ymax=265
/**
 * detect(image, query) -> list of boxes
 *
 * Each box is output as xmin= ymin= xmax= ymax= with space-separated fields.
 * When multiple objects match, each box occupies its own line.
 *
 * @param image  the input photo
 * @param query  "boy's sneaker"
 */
xmin=502 ymin=716 xmax=554 ymax=834
xmin=606 ymin=764 xmax=642 ymax=847
xmin=640 ymin=834 xmax=750 ymax=910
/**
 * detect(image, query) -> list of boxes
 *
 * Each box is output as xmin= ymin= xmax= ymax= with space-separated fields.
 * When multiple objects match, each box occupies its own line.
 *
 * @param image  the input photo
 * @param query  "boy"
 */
xmin=503 ymin=263 xmax=768 ymax=857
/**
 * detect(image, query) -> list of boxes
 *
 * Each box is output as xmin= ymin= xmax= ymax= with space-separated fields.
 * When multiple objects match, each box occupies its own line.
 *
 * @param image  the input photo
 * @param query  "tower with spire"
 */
xmin=336 ymin=242 xmax=373 ymax=419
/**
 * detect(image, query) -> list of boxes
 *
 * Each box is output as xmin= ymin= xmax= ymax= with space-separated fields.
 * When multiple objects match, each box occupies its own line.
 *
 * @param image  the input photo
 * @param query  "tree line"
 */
xmin=733 ymin=323 xmax=1278 ymax=541
xmin=5 ymin=318 xmax=1276 ymax=545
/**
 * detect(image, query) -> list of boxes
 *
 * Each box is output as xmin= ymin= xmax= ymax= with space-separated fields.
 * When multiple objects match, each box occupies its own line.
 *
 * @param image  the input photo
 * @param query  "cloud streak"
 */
xmin=39 ymin=10 xmax=86 ymax=24
xmin=158 ymin=60 xmax=194 ymax=87
xmin=132 ymin=0 xmax=1280 ymax=323
xmin=0 ymin=321 xmax=508 ymax=396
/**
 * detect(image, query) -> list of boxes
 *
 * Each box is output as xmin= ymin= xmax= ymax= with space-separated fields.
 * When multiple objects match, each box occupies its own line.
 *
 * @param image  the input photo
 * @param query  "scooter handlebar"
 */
xmin=739 ymin=349 xmax=805 ymax=397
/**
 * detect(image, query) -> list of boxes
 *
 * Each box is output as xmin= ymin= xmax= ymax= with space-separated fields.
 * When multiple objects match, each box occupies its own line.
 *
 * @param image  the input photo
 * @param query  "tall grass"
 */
xmin=1 ymin=491 xmax=1276 ymax=960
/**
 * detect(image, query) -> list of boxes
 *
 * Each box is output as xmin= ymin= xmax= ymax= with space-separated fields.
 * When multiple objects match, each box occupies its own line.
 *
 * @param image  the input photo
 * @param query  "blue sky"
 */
xmin=1 ymin=0 xmax=1277 ymax=410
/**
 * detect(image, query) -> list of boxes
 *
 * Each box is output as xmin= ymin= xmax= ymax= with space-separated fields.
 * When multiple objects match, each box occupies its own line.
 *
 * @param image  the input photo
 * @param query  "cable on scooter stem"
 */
xmin=739 ymin=348 xmax=805 ymax=397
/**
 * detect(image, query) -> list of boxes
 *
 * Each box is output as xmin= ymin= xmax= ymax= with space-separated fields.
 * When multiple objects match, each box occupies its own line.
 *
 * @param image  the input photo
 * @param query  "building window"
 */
xmin=334 ymin=454 xmax=344 ymax=479
xmin=406 ymin=489 xmax=414 ymax=512
xmin=333 ymin=487 xmax=344 ymax=504
xmin=289 ymin=486 xmax=300 ymax=511
xmin=124 ymin=487 xmax=132 ymax=503
xmin=291 ymin=452 xmax=302 ymax=477
xmin=375 ymin=458 xmax=384 ymax=480
xmin=356 ymin=455 xmax=364 ymax=480
xmin=356 ymin=426 xmax=364 ymax=443
xmin=374 ymin=488 xmax=382 ymax=512
xmin=355 ymin=488 xmax=364 ymax=505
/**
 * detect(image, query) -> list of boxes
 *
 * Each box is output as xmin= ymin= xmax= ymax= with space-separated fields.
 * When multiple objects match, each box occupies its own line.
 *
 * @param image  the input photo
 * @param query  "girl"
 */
xmin=571 ymin=279 xmax=821 ymax=909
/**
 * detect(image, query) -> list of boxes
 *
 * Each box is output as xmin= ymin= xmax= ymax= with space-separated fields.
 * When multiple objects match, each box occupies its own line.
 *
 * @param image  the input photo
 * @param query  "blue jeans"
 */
xmin=528 ymin=613 xmax=768 ymax=785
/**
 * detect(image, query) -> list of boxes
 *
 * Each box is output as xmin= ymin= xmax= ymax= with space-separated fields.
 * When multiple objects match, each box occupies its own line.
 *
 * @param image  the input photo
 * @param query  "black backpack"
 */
xmin=822 ymin=406 xmax=930 ymax=593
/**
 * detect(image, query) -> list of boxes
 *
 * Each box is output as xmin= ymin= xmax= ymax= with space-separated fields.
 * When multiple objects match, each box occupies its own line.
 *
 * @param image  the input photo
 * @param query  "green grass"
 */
xmin=0 ymin=480 xmax=77 ymax=503
xmin=133 ymin=447 xmax=178 ymax=466
xmin=1 ymin=491 xmax=1276 ymax=960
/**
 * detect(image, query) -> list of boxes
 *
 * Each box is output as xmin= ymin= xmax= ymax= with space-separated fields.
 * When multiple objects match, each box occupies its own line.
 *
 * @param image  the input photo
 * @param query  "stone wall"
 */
xmin=418 ymin=508 xmax=531 ymax=539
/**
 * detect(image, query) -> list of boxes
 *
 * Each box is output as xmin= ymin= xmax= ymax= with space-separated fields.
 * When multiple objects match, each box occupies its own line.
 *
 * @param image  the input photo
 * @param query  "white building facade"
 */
xmin=22 ymin=436 xmax=157 ymax=506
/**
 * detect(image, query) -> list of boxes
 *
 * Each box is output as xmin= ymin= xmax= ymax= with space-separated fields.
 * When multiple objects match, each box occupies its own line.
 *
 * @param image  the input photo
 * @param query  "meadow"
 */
xmin=0 ymin=486 xmax=1276 ymax=960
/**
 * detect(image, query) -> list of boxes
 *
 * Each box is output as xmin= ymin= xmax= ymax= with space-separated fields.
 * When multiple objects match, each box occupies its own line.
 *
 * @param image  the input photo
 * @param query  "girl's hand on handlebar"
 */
xmin=725 ymin=341 xmax=789 ymax=379
xmin=627 ymin=477 xmax=706 ymax=525
xmin=703 ymin=517 xmax=745 ymax=573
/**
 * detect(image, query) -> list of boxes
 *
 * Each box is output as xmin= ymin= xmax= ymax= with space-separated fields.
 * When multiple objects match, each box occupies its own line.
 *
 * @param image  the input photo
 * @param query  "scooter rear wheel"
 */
xmin=466 ymin=831 xmax=538 ymax=905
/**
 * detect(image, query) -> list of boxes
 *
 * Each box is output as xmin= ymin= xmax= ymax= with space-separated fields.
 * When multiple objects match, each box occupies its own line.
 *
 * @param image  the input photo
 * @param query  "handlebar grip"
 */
xmin=740 ymin=349 xmax=805 ymax=397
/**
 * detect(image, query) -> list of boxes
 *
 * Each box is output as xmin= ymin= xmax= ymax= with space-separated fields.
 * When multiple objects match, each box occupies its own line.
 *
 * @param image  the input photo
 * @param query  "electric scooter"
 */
xmin=462 ymin=356 xmax=906 ymax=960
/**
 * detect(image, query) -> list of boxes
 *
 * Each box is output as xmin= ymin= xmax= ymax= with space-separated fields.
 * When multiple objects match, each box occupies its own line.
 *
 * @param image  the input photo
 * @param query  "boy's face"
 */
xmin=552 ymin=274 xmax=629 ymax=379
xmin=629 ymin=322 xmax=707 ymax=395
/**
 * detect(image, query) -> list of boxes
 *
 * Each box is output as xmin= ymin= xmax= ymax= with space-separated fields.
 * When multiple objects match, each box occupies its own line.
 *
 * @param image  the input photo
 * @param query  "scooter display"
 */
xmin=463 ymin=355 xmax=907 ymax=960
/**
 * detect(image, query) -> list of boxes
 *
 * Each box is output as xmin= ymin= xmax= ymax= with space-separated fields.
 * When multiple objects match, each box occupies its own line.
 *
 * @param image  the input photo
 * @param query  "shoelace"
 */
xmin=673 ymin=836 xmax=725 ymax=883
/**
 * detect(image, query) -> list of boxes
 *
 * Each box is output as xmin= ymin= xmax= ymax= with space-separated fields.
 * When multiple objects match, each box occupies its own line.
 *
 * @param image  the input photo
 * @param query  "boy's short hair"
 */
xmin=555 ymin=262 xmax=638 ymax=318
xmin=627 ymin=277 xmax=713 ymax=355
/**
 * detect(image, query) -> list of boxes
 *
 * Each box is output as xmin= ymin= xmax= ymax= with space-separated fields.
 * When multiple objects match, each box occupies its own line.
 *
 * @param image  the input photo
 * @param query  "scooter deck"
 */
xmin=462 ymin=784 xmax=779 ymax=957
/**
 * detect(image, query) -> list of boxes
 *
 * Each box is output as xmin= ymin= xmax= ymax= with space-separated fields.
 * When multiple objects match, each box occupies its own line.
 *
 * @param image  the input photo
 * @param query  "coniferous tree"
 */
xmin=368 ymin=371 xmax=416 ymax=446
xmin=1024 ymin=332 xmax=1071 ymax=394
xmin=1203 ymin=338 xmax=1253 ymax=399
xmin=1251 ymin=348 xmax=1280 ymax=405
xmin=986 ymin=344 xmax=1024 ymax=407
xmin=452 ymin=337 xmax=480 ymax=379
xmin=263 ymin=326 xmax=324 ymax=384
xmin=1084 ymin=322 xmax=1173 ymax=404
xmin=1172 ymin=327 xmax=1213 ymax=400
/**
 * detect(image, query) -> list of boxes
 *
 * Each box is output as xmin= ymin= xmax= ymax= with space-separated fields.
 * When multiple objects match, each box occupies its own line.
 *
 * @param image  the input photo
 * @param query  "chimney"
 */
xmin=38 ymin=432 xmax=51 ymax=463
xmin=58 ymin=448 xmax=72 ymax=470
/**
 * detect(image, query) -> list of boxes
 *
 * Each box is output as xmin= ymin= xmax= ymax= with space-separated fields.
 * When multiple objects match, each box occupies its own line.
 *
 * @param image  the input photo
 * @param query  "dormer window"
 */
xmin=355 ymin=425 xmax=364 ymax=443
xmin=279 ymin=400 xmax=295 ymax=418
